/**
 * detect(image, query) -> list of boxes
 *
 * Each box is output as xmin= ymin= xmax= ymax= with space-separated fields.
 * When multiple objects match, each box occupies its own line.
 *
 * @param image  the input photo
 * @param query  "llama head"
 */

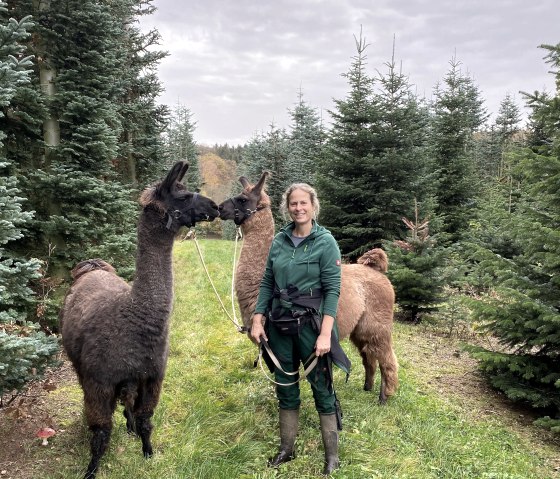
xmin=140 ymin=161 xmax=220 ymax=230
xmin=218 ymin=171 xmax=270 ymax=225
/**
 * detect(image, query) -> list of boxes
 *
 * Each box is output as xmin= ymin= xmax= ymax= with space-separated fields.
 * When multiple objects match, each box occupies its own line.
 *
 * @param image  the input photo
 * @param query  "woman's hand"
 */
xmin=250 ymin=313 xmax=267 ymax=344
xmin=315 ymin=314 xmax=334 ymax=356
xmin=315 ymin=332 xmax=331 ymax=356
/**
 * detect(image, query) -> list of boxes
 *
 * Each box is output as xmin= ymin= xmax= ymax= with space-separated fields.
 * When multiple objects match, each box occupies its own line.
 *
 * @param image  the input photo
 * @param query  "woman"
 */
xmin=250 ymin=183 xmax=350 ymax=475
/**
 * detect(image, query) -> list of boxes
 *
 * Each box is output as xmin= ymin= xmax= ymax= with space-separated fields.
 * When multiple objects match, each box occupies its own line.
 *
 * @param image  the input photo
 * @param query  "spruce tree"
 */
xmin=0 ymin=2 xmax=58 ymax=400
xmin=430 ymin=56 xmax=488 ymax=244
xmin=165 ymin=104 xmax=200 ymax=190
xmin=468 ymin=43 xmax=560 ymax=432
xmin=318 ymin=34 xmax=431 ymax=259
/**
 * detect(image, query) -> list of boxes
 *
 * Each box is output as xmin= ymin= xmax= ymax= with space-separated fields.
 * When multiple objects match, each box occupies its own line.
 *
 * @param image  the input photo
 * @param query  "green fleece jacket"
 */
xmin=254 ymin=221 xmax=341 ymax=318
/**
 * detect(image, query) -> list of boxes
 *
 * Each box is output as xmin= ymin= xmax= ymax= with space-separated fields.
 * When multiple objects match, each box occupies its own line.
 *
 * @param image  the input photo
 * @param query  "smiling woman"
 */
xmin=243 ymin=180 xmax=351 ymax=475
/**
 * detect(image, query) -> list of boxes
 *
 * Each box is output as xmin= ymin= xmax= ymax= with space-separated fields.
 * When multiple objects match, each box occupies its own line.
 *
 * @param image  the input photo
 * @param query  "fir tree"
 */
xmin=109 ymin=0 xmax=169 ymax=186
xmin=318 ymin=33 xmax=431 ymax=259
xmin=240 ymin=123 xmax=290 ymax=228
xmin=431 ymin=56 xmax=488 ymax=244
xmin=316 ymin=32 xmax=380 ymax=258
xmin=385 ymin=202 xmax=445 ymax=322
xmin=468 ymin=43 xmax=560 ymax=432
xmin=165 ymin=104 xmax=200 ymax=190
xmin=0 ymin=2 xmax=58 ymax=401
xmin=7 ymin=0 xmax=167 ymax=295
xmin=285 ymin=89 xmax=325 ymax=187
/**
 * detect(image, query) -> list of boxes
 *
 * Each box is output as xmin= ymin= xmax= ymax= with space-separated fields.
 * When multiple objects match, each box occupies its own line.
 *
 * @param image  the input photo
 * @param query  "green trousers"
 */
xmin=268 ymin=320 xmax=336 ymax=413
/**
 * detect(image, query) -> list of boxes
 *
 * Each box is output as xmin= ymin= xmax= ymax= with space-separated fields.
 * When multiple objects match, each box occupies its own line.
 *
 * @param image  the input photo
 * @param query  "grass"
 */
xmin=22 ymin=239 xmax=559 ymax=478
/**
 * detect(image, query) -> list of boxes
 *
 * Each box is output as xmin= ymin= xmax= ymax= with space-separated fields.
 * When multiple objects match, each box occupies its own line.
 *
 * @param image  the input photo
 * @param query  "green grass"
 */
xmin=33 ymin=239 xmax=558 ymax=478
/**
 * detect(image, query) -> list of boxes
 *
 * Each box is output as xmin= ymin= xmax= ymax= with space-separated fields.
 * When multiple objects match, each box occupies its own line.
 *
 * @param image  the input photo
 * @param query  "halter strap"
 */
xmin=231 ymin=200 xmax=269 ymax=224
xmin=165 ymin=192 xmax=199 ymax=229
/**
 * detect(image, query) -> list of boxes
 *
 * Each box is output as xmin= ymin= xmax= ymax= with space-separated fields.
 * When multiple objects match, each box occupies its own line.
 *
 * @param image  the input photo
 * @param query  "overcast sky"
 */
xmin=140 ymin=0 xmax=558 ymax=146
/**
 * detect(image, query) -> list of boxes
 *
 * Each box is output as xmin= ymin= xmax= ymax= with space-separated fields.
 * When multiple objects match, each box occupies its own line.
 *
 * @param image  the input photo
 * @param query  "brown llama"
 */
xmin=218 ymin=172 xmax=398 ymax=403
xmin=61 ymin=162 xmax=219 ymax=479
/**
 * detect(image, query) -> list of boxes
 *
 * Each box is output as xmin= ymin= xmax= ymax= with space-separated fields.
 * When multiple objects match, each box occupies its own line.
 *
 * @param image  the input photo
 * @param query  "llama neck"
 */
xmin=131 ymin=208 xmax=175 ymax=314
xmin=236 ymin=207 xmax=275 ymax=318
xmin=240 ymin=207 xmax=275 ymax=257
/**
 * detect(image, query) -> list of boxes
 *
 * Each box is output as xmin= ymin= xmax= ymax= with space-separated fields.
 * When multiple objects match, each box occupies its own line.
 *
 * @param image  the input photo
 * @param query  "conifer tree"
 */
xmin=431 ymin=56 xmax=488 ymax=244
xmin=316 ymin=32 xmax=379 ymax=258
xmin=468 ymin=43 xmax=560 ymax=432
xmin=165 ymin=104 xmax=200 ymax=190
xmin=7 ymin=0 xmax=167 ymax=297
xmin=109 ymin=0 xmax=169 ymax=186
xmin=285 ymin=90 xmax=325 ymax=187
xmin=0 ymin=3 xmax=58 ymax=399
xmin=318 ymin=33 xmax=431 ymax=259
xmin=240 ymin=123 xmax=290 ymax=227
xmin=385 ymin=203 xmax=445 ymax=322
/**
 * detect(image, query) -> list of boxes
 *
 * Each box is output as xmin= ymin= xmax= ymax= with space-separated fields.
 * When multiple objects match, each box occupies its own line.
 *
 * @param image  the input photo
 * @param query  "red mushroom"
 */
xmin=36 ymin=427 xmax=56 ymax=446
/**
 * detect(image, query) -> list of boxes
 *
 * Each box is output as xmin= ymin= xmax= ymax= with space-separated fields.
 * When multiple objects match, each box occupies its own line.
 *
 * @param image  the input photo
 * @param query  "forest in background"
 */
xmin=1 ymin=0 xmax=559 ymax=433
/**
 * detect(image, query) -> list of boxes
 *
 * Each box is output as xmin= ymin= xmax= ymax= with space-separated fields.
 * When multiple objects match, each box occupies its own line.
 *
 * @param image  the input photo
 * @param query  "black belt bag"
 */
xmin=269 ymin=284 xmax=323 ymax=335
xmin=271 ymin=311 xmax=313 ymax=335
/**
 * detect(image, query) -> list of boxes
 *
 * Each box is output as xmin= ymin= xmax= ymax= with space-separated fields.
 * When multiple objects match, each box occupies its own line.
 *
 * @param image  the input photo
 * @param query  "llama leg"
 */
xmin=121 ymin=383 xmax=139 ymax=435
xmin=85 ymin=426 xmax=112 ymax=479
xmin=83 ymin=385 xmax=116 ymax=479
xmin=135 ymin=412 xmax=154 ymax=457
xmin=123 ymin=408 xmax=135 ymax=435
xmin=360 ymin=346 xmax=377 ymax=392
xmin=134 ymin=378 xmax=162 ymax=458
xmin=378 ymin=346 xmax=399 ymax=401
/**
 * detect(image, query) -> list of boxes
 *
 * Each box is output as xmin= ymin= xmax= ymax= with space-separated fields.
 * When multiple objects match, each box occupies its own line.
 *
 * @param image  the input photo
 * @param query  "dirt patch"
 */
xmin=0 ymin=357 xmax=78 ymax=479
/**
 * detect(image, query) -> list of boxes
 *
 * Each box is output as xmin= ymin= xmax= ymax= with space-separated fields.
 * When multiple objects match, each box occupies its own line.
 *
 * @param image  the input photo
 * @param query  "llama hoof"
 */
xmin=267 ymin=450 xmax=295 ymax=467
xmin=323 ymin=458 xmax=340 ymax=475
xmin=363 ymin=383 xmax=373 ymax=392
xmin=143 ymin=446 xmax=153 ymax=458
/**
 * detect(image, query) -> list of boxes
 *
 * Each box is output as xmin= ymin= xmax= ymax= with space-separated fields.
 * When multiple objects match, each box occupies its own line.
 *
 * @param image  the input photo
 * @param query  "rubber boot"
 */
xmin=267 ymin=408 xmax=299 ymax=467
xmin=319 ymin=413 xmax=339 ymax=475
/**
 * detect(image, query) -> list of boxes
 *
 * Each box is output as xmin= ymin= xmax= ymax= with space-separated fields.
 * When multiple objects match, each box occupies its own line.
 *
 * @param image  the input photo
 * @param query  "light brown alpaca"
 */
xmin=218 ymin=172 xmax=398 ymax=403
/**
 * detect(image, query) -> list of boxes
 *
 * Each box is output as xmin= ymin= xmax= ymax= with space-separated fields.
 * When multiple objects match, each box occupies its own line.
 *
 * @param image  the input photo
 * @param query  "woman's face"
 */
xmin=288 ymin=188 xmax=314 ymax=227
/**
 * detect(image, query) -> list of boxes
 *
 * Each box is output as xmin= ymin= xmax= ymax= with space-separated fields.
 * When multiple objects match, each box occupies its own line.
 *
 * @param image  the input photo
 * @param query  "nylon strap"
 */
xmin=258 ymin=336 xmax=318 ymax=387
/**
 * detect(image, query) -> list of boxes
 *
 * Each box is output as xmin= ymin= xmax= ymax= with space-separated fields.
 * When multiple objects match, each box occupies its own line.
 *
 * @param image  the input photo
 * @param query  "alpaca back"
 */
xmin=336 ymin=249 xmax=395 ymax=340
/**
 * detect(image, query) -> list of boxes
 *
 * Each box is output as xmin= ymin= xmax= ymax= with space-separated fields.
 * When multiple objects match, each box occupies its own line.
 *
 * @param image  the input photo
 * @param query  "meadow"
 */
xmin=5 ymin=239 xmax=559 ymax=479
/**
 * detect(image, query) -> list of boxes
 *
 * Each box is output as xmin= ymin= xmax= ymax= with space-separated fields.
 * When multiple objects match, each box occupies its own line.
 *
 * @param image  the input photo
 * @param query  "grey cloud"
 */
xmin=143 ymin=0 xmax=558 ymax=145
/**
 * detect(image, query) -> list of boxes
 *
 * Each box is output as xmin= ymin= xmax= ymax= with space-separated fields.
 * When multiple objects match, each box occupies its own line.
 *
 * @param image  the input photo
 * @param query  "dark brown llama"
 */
xmin=61 ymin=162 xmax=219 ymax=479
xmin=218 ymin=172 xmax=398 ymax=403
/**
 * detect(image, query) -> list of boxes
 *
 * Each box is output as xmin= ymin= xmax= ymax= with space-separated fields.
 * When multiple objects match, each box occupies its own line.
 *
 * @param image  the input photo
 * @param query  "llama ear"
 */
xmin=161 ymin=161 xmax=185 ymax=191
xmin=252 ymin=171 xmax=270 ymax=195
xmin=177 ymin=162 xmax=189 ymax=182
xmin=239 ymin=176 xmax=250 ymax=188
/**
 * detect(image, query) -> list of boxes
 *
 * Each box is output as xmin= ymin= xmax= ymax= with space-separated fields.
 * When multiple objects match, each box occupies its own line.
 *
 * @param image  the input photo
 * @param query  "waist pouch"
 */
xmin=271 ymin=311 xmax=313 ymax=335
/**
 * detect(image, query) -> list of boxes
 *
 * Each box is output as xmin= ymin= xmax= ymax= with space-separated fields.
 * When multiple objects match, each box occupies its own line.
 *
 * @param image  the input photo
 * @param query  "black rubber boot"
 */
xmin=319 ymin=413 xmax=339 ymax=475
xmin=267 ymin=408 xmax=299 ymax=467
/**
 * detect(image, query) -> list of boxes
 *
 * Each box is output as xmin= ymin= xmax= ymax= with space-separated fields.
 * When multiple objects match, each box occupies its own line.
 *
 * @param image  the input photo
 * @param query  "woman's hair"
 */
xmin=280 ymin=183 xmax=320 ymax=220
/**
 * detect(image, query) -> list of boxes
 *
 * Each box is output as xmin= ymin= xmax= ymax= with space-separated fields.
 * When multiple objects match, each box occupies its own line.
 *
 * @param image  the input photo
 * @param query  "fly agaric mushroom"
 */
xmin=36 ymin=427 xmax=55 ymax=446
